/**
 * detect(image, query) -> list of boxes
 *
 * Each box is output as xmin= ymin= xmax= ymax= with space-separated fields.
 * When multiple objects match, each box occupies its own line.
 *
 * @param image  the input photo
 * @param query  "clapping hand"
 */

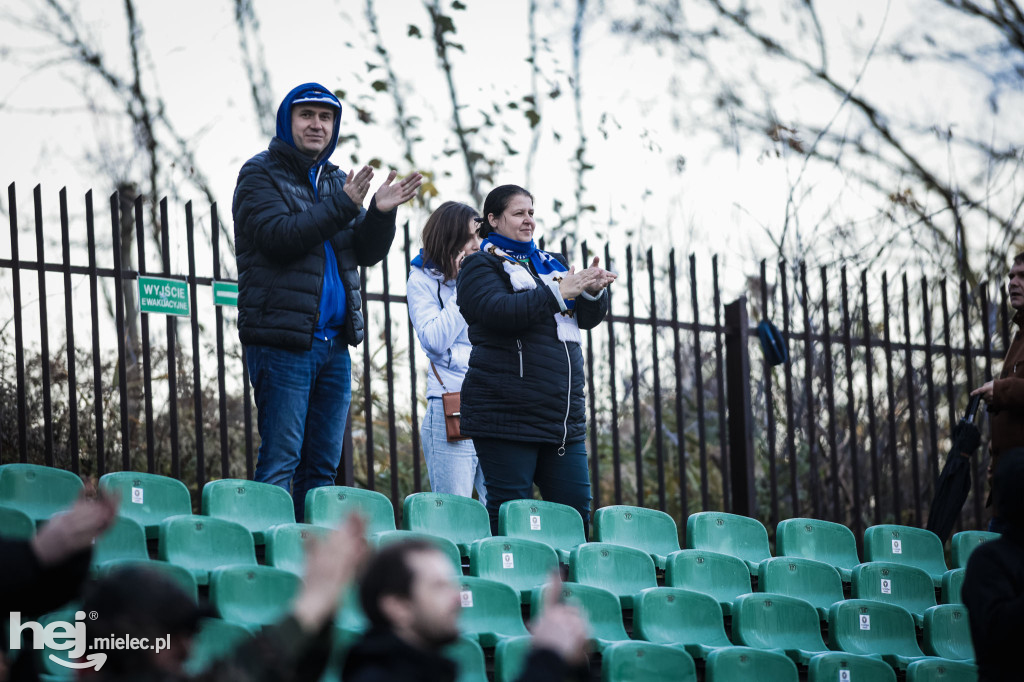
xmin=343 ymin=166 xmax=374 ymax=206
xmin=374 ymin=169 xmax=424 ymax=212
xmin=558 ymin=256 xmax=617 ymax=299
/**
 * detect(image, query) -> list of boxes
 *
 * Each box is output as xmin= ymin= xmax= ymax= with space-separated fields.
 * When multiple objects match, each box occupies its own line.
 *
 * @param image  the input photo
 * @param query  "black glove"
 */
xmin=953 ymin=422 xmax=981 ymax=455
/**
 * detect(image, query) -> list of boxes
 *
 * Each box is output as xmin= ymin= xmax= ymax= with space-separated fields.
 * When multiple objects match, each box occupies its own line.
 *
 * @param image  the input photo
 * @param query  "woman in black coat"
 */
xmin=456 ymin=185 xmax=616 ymax=536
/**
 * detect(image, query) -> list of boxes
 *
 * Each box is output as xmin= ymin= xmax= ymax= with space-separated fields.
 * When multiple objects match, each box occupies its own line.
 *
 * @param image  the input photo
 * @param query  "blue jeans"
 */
xmin=472 ymin=437 xmax=592 ymax=538
xmin=421 ymin=398 xmax=487 ymax=505
xmin=246 ymin=340 xmax=352 ymax=522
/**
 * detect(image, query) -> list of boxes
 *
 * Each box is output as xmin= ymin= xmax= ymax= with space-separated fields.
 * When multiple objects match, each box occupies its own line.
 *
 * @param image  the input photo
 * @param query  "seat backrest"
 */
xmin=498 ymin=499 xmax=586 ymax=559
xmin=600 ymin=641 xmax=697 ymax=682
xmin=158 ymin=514 xmax=257 ymax=584
xmin=99 ymin=471 xmax=192 ymax=538
xmin=531 ymin=582 xmax=629 ymax=644
xmin=705 ymin=646 xmax=798 ymax=682
xmin=864 ymin=525 xmax=947 ymax=583
xmin=828 ymin=599 xmax=925 ymax=659
xmin=758 ymin=556 xmax=844 ymax=615
xmin=904 ymin=658 xmax=980 ymax=682
xmin=202 ymin=479 xmax=294 ymax=543
xmin=665 ymin=549 xmax=752 ymax=607
xmin=91 ymin=514 xmax=149 ymax=566
xmin=941 ymin=568 xmax=964 ymax=605
xmin=950 ymin=530 xmax=999 ymax=569
xmin=404 ymin=493 xmax=490 ymax=555
xmin=593 ymin=505 xmax=681 ymax=566
xmin=306 ymin=486 xmax=396 ymax=535
xmin=264 ymin=522 xmax=329 ymax=576
xmin=632 ymin=587 xmax=731 ymax=650
xmin=732 ymin=592 xmax=828 ymax=653
xmin=0 ymin=503 xmax=36 ymax=540
xmin=456 ymin=576 xmax=528 ymax=643
xmin=0 ymin=463 xmax=83 ymax=523
xmin=442 ymin=636 xmax=488 ymax=682
xmin=806 ymin=651 xmax=897 ymax=682
xmin=183 ymin=617 xmax=254 ymax=675
xmin=775 ymin=517 xmax=861 ymax=574
xmin=686 ymin=511 xmax=772 ymax=571
xmin=494 ymin=636 xmax=533 ymax=682
xmin=209 ymin=565 xmax=300 ymax=627
xmin=97 ymin=558 xmax=199 ymax=602
xmin=569 ymin=542 xmax=658 ymax=607
xmin=922 ymin=604 xmax=974 ymax=661
xmin=374 ymin=529 xmax=463 ymax=574
xmin=469 ymin=536 xmax=558 ymax=602
xmin=852 ymin=562 xmax=936 ymax=617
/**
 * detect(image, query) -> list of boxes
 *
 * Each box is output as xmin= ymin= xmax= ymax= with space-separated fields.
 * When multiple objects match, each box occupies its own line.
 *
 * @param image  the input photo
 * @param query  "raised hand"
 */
xmin=374 ymin=169 xmax=424 ymax=212
xmin=291 ymin=514 xmax=369 ymax=633
xmin=343 ymin=166 xmax=374 ymax=206
xmin=529 ymin=571 xmax=590 ymax=664
xmin=558 ymin=257 xmax=617 ymax=299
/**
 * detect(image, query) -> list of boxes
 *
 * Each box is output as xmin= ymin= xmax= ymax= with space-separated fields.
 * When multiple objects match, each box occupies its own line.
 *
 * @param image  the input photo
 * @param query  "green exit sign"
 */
xmin=138 ymin=276 xmax=190 ymax=316
xmin=212 ymin=281 xmax=238 ymax=307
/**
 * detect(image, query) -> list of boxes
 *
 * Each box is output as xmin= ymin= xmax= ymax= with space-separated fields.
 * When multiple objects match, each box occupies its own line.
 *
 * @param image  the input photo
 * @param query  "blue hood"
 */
xmin=275 ymin=82 xmax=342 ymax=167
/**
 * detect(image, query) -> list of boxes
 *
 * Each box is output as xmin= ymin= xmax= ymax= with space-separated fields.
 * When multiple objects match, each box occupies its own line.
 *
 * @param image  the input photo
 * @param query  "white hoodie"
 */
xmin=407 ymin=265 xmax=472 ymax=399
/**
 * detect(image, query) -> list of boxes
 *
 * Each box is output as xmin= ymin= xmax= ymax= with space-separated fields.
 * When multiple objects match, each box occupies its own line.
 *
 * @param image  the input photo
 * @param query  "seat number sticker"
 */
xmin=530 ymin=515 xmax=541 ymax=531
xmin=859 ymin=614 xmax=871 ymax=630
xmin=880 ymin=578 xmax=892 ymax=594
xmin=502 ymin=552 xmax=515 ymax=569
xmin=891 ymin=539 xmax=902 ymax=554
xmin=460 ymin=591 xmax=473 ymax=608
xmin=839 ymin=670 xmax=851 ymax=681
xmin=131 ymin=487 xmax=144 ymax=504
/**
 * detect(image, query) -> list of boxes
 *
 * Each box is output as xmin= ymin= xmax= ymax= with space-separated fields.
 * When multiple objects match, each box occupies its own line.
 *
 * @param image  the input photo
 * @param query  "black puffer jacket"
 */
xmin=456 ymin=249 xmax=608 ymax=444
xmin=232 ymin=137 xmax=396 ymax=350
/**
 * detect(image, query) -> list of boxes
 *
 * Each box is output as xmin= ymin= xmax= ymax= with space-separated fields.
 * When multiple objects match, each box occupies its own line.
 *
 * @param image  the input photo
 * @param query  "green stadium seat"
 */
xmin=828 ymin=599 xmax=928 ymax=670
xmin=922 ymin=605 xmax=974 ymax=662
xmin=807 ymin=652 xmax=896 ymax=682
xmin=951 ymin=530 xmax=998 ymax=569
xmin=469 ymin=536 xmax=559 ymax=604
xmin=852 ymin=562 xmax=936 ymax=626
xmin=864 ymin=525 xmax=948 ymax=588
xmin=498 ymin=498 xmax=587 ymax=563
xmin=732 ymin=593 xmax=831 ymax=666
xmin=32 ymin=606 xmax=81 ymax=681
xmin=306 ymin=485 xmax=396 ymax=535
xmin=665 ymin=549 xmax=752 ymax=616
xmin=264 ymin=522 xmax=329 ymax=576
xmin=494 ymin=636 xmax=533 ymax=682
xmin=202 ymin=479 xmax=294 ymax=545
xmin=601 ymin=641 xmax=697 ymax=682
xmin=941 ymin=568 xmax=964 ymax=605
xmin=442 ymin=636 xmax=488 ymax=682
xmin=531 ymin=582 xmax=630 ymax=652
xmin=98 ymin=471 xmax=192 ymax=540
xmin=0 ymin=463 xmax=83 ymax=525
xmin=337 ymin=584 xmax=369 ymax=636
xmin=182 ymin=617 xmax=253 ymax=675
xmin=705 ymin=646 xmax=799 ymax=682
xmin=632 ymin=586 xmax=733 ymax=660
xmin=457 ymin=576 xmax=529 ymax=646
xmin=96 ymin=558 xmax=199 ymax=602
xmin=373 ymin=529 xmax=463 ymax=574
xmin=758 ymin=556 xmax=844 ymax=620
xmin=404 ymin=492 xmax=490 ymax=557
xmin=0 ymin=503 xmax=35 ymax=540
xmin=569 ymin=542 xmax=658 ymax=609
xmin=593 ymin=505 xmax=681 ymax=570
xmin=775 ymin=517 xmax=861 ymax=582
xmin=209 ymin=565 xmax=300 ymax=629
xmin=90 ymin=514 xmax=149 ymax=568
xmin=686 ymin=511 xmax=772 ymax=575
xmin=158 ymin=514 xmax=257 ymax=585
xmin=905 ymin=659 xmax=979 ymax=682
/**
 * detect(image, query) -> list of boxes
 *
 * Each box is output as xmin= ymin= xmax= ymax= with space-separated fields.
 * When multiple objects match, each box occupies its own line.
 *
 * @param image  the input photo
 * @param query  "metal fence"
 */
xmin=0 ymin=183 xmax=1008 ymax=538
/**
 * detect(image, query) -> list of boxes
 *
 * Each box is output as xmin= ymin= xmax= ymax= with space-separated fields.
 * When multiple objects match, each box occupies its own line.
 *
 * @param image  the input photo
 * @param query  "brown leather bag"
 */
xmin=430 ymin=362 xmax=470 ymax=442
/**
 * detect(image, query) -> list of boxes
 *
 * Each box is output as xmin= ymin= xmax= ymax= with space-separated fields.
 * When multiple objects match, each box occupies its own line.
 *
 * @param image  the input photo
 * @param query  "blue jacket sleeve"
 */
xmin=456 ymin=252 xmax=563 ymax=333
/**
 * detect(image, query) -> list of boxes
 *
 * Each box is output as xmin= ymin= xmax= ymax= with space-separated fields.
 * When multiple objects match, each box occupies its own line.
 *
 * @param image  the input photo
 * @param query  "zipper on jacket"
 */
xmin=517 ymin=339 xmax=523 ymax=378
xmin=559 ymin=340 xmax=571 ymax=456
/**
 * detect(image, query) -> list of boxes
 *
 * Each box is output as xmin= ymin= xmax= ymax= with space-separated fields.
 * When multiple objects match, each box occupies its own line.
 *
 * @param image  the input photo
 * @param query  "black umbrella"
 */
xmin=926 ymin=394 xmax=983 ymax=543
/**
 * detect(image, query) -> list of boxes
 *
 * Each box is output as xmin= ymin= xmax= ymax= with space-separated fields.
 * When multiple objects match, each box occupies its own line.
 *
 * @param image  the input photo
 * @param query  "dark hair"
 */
xmin=479 ymin=184 xmax=534 ymax=238
xmin=359 ymin=539 xmax=442 ymax=629
xmin=421 ymin=201 xmax=480 ymax=282
xmin=1013 ymin=253 xmax=1024 ymax=266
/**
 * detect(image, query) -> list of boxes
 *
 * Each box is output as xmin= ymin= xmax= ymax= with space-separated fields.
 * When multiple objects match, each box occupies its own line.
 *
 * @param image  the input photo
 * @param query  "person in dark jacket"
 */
xmin=456 ymin=184 xmax=615 ymax=536
xmin=962 ymin=448 xmax=1024 ymax=682
xmin=232 ymin=82 xmax=421 ymax=521
xmin=342 ymin=539 xmax=589 ymax=682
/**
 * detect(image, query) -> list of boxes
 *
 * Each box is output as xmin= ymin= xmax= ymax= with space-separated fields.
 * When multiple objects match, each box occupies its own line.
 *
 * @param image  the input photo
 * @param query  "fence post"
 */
xmin=725 ymin=296 xmax=756 ymax=517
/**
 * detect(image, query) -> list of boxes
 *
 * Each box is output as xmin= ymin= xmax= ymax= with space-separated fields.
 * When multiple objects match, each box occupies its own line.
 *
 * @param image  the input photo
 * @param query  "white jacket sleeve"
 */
xmin=407 ymin=269 xmax=469 ymax=359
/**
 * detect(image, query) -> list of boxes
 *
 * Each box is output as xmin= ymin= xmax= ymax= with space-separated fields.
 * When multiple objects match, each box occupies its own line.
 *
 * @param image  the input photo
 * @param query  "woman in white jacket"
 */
xmin=407 ymin=201 xmax=486 ymax=504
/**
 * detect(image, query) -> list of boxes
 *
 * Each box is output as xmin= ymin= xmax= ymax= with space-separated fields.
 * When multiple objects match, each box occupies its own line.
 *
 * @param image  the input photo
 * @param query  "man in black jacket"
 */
xmin=233 ymin=82 xmax=421 ymax=521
